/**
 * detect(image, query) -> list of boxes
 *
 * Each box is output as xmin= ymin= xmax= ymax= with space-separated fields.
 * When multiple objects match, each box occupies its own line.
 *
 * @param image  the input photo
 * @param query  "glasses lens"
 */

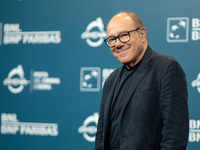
xmin=119 ymin=33 xmax=130 ymax=42
xmin=107 ymin=37 xmax=115 ymax=47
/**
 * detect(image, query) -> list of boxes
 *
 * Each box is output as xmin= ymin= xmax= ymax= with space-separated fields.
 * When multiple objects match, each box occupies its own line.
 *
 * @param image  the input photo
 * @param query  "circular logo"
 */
xmin=78 ymin=112 xmax=99 ymax=142
xmin=81 ymin=17 xmax=107 ymax=47
xmin=3 ymin=65 xmax=29 ymax=94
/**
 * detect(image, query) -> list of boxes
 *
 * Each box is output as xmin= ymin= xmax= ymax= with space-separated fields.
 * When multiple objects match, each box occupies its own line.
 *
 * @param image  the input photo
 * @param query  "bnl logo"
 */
xmin=167 ymin=17 xmax=189 ymax=42
xmin=80 ymin=67 xmax=101 ymax=92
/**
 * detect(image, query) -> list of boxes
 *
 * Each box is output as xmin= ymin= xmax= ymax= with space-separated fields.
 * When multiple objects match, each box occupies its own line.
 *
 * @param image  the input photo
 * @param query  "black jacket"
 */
xmin=94 ymin=46 xmax=189 ymax=150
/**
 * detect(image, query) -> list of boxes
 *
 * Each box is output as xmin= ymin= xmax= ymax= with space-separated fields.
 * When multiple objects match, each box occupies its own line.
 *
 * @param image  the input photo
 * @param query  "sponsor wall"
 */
xmin=0 ymin=0 xmax=200 ymax=149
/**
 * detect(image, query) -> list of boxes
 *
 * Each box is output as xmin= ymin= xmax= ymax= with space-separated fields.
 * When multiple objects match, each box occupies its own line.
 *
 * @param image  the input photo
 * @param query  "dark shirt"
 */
xmin=108 ymin=64 xmax=139 ymax=149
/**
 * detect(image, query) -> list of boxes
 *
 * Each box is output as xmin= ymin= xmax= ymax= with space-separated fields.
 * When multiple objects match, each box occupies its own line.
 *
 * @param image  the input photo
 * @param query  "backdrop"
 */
xmin=0 ymin=0 xmax=200 ymax=149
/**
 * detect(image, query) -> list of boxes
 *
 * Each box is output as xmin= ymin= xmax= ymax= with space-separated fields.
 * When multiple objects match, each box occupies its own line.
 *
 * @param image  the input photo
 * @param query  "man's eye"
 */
xmin=108 ymin=38 xmax=115 ymax=42
xmin=119 ymin=33 xmax=128 ymax=38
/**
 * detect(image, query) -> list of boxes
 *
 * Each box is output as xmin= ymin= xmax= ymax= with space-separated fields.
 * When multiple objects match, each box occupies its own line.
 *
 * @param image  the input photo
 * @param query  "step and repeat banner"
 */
xmin=0 ymin=0 xmax=200 ymax=149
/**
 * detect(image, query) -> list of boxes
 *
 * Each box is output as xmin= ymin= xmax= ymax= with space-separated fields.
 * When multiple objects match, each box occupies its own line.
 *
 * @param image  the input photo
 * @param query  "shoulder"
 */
xmin=152 ymin=50 xmax=186 ymax=83
xmin=152 ymin=50 xmax=182 ymax=71
xmin=145 ymin=46 xmax=181 ymax=70
xmin=154 ymin=51 xmax=177 ymax=64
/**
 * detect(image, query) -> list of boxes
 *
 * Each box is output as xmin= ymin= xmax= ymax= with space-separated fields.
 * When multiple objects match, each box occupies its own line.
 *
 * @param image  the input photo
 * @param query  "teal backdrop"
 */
xmin=0 ymin=0 xmax=200 ymax=149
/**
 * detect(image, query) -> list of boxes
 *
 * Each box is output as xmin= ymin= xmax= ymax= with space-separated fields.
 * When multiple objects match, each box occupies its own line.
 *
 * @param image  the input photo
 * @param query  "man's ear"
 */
xmin=139 ymin=27 xmax=147 ymax=41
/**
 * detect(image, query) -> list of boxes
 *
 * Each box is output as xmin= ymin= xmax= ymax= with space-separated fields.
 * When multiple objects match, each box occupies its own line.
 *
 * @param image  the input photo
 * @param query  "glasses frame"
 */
xmin=104 ymin=27 xmax=140 ymax=47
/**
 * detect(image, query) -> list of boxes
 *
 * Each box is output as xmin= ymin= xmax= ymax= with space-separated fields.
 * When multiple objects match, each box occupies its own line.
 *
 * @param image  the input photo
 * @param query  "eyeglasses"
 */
xmin=104 ymin=28 xmax=140 ymax=47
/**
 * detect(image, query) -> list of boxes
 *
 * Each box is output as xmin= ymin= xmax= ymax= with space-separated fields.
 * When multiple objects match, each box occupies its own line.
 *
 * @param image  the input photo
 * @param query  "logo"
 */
xmin=80 ymin=67 xmax=115 ymax=92
xmin=81 ymin=17 xmax=107 ymax=47
xmin=191 ymin=73 xmax=200 ymax=93
xmin=167 ymin=17 xmax=189 ymax=42
xmin=3 ymin=65 xmax=30 ymax=94
xmin=78 ymin=113 xmax=99 ymax=142
xmin=3 ymin=65 xmax=61 ymax=94
xmin=1 ymin=23 xmax=61 ymax=45
xmin=1 ymin=113 xmax=58 ymax=136
xmin=167 ymin=17 xmax=200 ymax=42
xmin=80 ymin=67 xmax=101 ymax=92
xmin=30 ymin=70 xmax=61 ymax=92
xmin=189 ymin=119 xmax=200 ymax=142
xmin=192 ymin=18 xmax=200 ymax=41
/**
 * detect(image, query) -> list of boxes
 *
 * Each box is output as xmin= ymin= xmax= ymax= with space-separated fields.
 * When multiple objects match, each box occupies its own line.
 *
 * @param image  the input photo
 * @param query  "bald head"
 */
xmin=107 ymin=11 xmax=143 ymax=31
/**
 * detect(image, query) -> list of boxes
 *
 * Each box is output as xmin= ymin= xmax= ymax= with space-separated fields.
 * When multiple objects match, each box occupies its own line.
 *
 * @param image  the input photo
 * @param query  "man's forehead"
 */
xmin=107 ymin=13 xmax=135 ymax=29
xmin=106 ymin=14 xmax=135 ymax=35
xmin=110 ymin=13 xmax=133 ymax=24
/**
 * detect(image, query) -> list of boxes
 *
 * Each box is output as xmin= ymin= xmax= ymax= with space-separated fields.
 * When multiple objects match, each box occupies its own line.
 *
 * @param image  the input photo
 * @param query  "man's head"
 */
xmin=105 ymin=10 xmax=148 ymax=69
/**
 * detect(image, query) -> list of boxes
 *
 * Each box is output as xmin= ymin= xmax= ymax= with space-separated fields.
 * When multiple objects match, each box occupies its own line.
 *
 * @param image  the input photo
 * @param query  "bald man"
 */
xmin=94 ymin=10 xmax=189 ymax=150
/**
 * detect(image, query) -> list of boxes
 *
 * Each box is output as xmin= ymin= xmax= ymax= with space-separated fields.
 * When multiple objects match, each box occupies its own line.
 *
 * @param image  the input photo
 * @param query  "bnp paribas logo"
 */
xmin=1 ymin=23 xmax=61 ymax=45
xmin=167 ymin=17 xmax=189 ymax=42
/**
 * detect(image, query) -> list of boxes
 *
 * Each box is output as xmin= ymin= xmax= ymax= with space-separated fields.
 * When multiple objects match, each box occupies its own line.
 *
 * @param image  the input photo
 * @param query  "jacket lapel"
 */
xmin=103 ymin=66 xmax=124 ymax=136
xmin=119 ymin=46 xmax=154 ymax=117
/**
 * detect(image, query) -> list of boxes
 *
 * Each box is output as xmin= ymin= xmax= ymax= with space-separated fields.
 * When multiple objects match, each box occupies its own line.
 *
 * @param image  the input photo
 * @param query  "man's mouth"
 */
xmin=117 ymin=48 xmax=129 ymax=53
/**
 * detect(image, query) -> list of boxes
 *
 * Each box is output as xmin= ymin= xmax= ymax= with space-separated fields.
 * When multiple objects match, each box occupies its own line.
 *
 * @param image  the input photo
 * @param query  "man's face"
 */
xmin=106 ymin=13 xmax=147 ymax=69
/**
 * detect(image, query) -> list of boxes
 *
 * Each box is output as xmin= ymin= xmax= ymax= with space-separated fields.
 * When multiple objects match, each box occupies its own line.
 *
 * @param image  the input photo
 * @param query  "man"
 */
xmin=94 ymin=10 xmax=189 ymax=150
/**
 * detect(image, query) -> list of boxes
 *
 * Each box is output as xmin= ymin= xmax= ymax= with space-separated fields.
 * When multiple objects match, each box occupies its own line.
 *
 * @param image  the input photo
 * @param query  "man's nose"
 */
xmin=115 ymin=38 xmax=124 ymax=48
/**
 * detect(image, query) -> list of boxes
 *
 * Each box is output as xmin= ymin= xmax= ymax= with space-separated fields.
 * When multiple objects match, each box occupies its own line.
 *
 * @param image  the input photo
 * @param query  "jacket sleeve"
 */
xmin=94 ymin=80 xmax=108 ymax=150
xmin=159 ymin=59 xmax=189 ymax=150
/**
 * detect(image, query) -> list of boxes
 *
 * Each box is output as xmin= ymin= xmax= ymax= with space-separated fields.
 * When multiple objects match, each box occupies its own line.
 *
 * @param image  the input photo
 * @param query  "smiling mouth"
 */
xmin=117 ymin=48 xmax=128 ymax=53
